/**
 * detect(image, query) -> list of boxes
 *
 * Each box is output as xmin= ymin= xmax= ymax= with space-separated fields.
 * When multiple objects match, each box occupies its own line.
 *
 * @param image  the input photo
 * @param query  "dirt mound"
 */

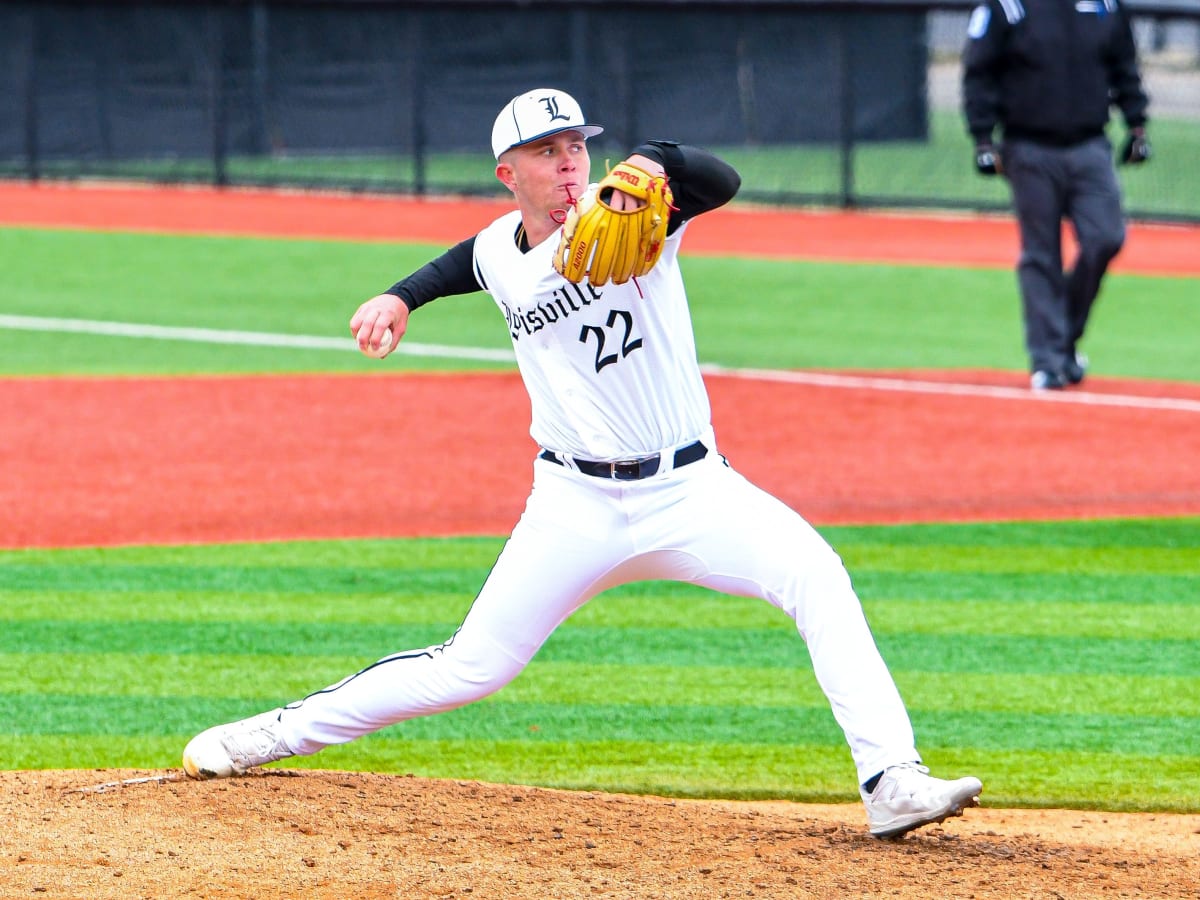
xmin=2 ymin=770 xmax=1197 ymax=899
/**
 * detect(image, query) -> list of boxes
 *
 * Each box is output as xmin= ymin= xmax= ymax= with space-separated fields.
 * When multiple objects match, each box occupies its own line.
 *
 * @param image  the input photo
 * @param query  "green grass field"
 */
xmin=0 ymin=223 xmax=1197 ymax=814
xmin=1 ymin=228 xmax=1198 ymax=380
xmin=2 ymin=522 xmax=1197 ymax=810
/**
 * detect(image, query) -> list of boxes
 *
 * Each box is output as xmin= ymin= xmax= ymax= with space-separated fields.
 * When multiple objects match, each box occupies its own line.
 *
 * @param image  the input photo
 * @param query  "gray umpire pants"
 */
xmin=1002 ymin=136 xmax=1126 ymax=375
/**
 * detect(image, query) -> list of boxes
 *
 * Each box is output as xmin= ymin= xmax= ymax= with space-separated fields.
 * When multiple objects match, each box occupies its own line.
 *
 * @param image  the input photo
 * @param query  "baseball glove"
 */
xmin=553 ymin=161 xmax=674 ymax=287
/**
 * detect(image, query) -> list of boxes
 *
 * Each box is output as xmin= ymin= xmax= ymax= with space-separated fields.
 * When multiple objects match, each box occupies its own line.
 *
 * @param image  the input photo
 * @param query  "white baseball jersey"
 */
xmin=473 ymin=210 xmax=710 ymax=461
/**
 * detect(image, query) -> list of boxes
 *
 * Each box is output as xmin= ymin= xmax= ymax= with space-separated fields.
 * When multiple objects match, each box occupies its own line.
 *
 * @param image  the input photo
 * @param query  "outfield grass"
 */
xmin=1 ymin=228 xmax=1197 ymax=381
xmin=1 ymin=520 xmax=1196 ymax=811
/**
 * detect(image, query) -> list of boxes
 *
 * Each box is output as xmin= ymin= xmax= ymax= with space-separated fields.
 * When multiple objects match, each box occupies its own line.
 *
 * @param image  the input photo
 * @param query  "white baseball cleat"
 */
xmin=861 ymin=762 xmax=982 ymax=838
xmin=182 ymin=708 xmax=294 ymax=779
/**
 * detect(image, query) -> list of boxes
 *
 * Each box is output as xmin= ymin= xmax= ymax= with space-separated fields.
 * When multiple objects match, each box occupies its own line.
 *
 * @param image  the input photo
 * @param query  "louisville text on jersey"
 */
xmin=502 ymin=281 xmax=605 ymax=341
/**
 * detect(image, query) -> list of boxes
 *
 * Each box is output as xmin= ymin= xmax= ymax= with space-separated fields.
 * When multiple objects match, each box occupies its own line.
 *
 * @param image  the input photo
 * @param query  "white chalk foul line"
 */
xmin=699 ymin=364 xmax=1200 ymax=414
xmin=0 ymin=314 xmax=516 ymax=363
xmin=2 ymin=315 xmax=1195 ymax=414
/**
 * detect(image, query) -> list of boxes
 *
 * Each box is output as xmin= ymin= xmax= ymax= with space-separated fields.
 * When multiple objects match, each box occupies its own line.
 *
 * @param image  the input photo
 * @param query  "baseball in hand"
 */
xmin=362 ymin=327 xmax=393 ymax=359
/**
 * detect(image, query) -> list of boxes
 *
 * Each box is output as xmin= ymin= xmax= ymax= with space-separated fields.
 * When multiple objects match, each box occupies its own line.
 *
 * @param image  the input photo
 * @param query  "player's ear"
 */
xmin=495 ymin=160 xmax=518 ymax=194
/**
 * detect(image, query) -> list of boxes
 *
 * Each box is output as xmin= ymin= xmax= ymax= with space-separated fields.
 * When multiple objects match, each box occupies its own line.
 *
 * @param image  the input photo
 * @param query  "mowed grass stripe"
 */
xmin=5 ymin=588 xmax=1198 ymax=636
xmin=823 ymin=518 xmax=1200 ymax=549
xmin=4 ymin=559 xmax=1199 ymax=619
xmin=8 ymin=695 xmax=1198 ymax=758
xmin=844 ymin=545 xmax=1198 ymax=575
xmin=6 ymin=551 xmax=1193 ymax=589
xmin=0 ymin=537 xmax=508 ymax=569
xmin=6 ymin=655 xmax=1199 ymax=717
xmin=0 ymin=590 xmax=478 ymax=625
xmin=3 ymin=523 xmax=1194 ymax=629
xmin=863 ymin=598 xmax=1200 ymax=640
xmin=850 ymin=571 xmax=1196 ymax=605
xmin=3 ymin=696 xmax=833 ymax=746
xmin=4 ymin=656 xmax=1198 ymax=726
xmin=4 ymin=620 xmax=1199 ymax=675
xmin=0 ymin=565 xmax=483 ymax=596
xmin=4 ymin=521 xmax=1195 ymax=567
xmin=2 ymin=517 xmax=1195 ymax=576
xmin=1 ymin=556 xmax=1194 ymax=593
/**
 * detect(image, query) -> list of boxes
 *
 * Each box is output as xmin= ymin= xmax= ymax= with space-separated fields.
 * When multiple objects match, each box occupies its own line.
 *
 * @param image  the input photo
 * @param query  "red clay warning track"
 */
xmin=3 ymin=371 xmax=1200 ymax=548
xmin=1 ymin=183 xmax=1197 ymax=548
xmin=2 ymin=181 xmax=1198 ymax=275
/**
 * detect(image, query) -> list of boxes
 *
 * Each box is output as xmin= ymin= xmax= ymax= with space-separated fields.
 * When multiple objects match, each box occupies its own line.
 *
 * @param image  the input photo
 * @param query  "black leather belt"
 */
xmin=539 ymin=441 xmax=708 ymax=481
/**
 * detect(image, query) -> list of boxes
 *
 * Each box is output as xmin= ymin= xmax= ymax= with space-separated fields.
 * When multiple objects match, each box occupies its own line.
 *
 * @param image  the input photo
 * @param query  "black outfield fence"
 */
xmin=1 ymin=0 xmax=1198 ymax=222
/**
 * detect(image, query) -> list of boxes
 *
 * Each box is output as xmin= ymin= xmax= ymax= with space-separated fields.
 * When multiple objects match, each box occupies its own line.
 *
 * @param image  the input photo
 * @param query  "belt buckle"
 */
xmin=609 ymin=459 xmax=639 ymax=480
xmin=609 ymin=454 xmax=660 ymax=480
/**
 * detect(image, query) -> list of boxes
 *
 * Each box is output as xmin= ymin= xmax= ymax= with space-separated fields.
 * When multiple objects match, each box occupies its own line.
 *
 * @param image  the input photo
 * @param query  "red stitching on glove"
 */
xmin=550 ymin=184 xmax=578 ymax=225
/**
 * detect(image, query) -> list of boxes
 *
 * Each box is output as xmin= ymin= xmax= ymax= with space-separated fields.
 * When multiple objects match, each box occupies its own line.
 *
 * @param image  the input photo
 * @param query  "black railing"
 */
xmin=1 ymin=0 xmax=1197 ymax=222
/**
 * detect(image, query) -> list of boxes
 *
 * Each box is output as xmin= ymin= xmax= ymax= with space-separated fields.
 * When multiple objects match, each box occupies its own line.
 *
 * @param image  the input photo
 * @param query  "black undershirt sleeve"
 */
xmin=384 ymin=237 xmax=481 ymax=311
xmin=629 ymin=140 xmax=741 ymax=234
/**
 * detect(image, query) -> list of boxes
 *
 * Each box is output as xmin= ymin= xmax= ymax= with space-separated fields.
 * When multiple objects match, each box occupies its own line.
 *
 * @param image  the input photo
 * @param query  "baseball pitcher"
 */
xmin=184 ymin=88 xmax=982 ymax=839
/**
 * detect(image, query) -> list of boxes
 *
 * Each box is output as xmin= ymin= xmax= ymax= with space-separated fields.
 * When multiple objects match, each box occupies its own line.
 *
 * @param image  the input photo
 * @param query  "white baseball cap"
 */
xmin=491 ymin=88 xmax=604 ymax=159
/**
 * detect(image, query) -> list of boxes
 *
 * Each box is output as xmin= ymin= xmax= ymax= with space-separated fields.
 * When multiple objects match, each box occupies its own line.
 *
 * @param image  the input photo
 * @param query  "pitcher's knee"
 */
xmin=782 ymin=548 xmax=861 ymax=624
xmin=440 ymin=653 xmax=525 ymax=706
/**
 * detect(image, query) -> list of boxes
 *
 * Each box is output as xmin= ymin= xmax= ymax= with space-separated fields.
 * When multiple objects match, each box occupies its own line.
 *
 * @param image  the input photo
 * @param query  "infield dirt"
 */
xmin=3 ymin=770 xmax=1199 ymax=899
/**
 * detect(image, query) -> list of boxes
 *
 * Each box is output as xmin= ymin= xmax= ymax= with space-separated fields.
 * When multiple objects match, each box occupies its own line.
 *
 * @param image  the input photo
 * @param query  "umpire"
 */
xmin=962 ymin=0 xmax=1150 ymax=390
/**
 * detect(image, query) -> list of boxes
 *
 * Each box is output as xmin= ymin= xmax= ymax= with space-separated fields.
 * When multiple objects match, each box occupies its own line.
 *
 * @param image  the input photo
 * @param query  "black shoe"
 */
xmin=1030 ymin=370 xmax=1067 ymax=391
xmin=1063 ymin=353 xmax=1088 ymax=386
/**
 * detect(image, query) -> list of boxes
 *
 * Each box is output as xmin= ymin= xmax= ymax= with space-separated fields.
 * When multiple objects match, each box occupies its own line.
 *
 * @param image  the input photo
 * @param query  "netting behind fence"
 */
xmin=1 ymin=1 xmax=1196 ymax=222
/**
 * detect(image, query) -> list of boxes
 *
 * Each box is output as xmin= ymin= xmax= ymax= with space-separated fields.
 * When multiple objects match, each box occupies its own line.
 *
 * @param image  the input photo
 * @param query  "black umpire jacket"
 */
xmin=962 ymin=0 xmax=1149 ymax=147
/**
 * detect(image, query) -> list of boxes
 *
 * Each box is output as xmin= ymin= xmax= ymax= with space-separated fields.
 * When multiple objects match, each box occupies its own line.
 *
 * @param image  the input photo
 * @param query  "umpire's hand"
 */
xmin=1119 ymin=127 xmax=1151 ymax=165
xmin=974 ymin=142 xmax=1002 ymax=176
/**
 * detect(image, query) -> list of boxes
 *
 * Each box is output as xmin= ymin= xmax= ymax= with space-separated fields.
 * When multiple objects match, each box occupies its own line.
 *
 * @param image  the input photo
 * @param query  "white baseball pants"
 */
xmin=278 ymin=444 xmax=919 ymax=784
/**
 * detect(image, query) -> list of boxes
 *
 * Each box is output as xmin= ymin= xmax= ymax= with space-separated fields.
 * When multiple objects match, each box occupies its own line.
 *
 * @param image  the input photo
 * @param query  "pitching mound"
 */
xmin=3 ymin=770 xmax=1197 ymax=899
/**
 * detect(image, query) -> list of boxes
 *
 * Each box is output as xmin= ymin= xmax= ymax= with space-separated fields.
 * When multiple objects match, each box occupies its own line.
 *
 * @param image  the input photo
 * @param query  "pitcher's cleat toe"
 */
xmin=182 ymin=708 xmax=294 ymax=779
xmin=862 ymin=762 xmax=983 ymax=839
